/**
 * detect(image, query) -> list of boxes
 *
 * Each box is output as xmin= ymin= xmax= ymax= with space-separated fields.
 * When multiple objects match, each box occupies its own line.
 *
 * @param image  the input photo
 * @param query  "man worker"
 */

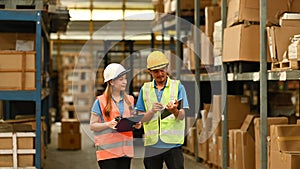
xmin=135 ymin=51 xmax=189 ymax=169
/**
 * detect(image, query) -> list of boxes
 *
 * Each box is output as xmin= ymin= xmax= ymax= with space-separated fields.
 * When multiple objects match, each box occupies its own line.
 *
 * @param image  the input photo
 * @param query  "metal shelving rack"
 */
xmin=152 ymin=0 xmax=300 ymax=169
xmin=0 ymin=10 xmax=50 ymax=169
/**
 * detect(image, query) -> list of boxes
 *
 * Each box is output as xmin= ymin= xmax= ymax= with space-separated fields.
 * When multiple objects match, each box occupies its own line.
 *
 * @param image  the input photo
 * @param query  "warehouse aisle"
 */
xmin=44 ymin=123 xmax=209 ymax=169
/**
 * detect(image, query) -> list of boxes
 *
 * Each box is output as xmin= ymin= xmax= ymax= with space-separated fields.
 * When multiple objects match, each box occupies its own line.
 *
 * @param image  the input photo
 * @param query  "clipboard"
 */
xmin=161 ymin=99 xmax=182 ymax=119
xmin=115 ymin=114 xmax=144 ymax=132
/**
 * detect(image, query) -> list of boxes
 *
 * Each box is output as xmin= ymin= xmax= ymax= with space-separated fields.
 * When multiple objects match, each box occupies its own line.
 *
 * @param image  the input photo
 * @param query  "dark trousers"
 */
xmin=98 ymin=156 xmax=131 ymax=169
xmin=143 ymin=147 xmax=184 ymax=169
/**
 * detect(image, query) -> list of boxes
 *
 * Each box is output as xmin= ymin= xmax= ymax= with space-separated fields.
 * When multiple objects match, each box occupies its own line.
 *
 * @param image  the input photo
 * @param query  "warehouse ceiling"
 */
xmin=60 ymin=0 xmax=153 ymax=9
xmin=52 ymin=0 xmax=154 ymax=40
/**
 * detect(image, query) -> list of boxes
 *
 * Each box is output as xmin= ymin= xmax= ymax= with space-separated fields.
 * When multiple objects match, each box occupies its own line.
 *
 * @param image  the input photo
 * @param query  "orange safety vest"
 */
xmin=95 ymin=94 xmax=134 ymax=161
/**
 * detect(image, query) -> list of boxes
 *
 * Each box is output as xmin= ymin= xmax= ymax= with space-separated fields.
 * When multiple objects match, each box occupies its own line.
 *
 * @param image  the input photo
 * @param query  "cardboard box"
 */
xmin=171 ymin=0 xmax=193 ymax=11
xmin=197 ymin=137 xmax=209 ymax=161
xmin=61 ymin=118 xmax=80 ymax=133
xmin=226 ymin=0 xmax=300 ymax=27
xmin=240 ymin=114 xmax=259 ymax=139
xmin=187 ymin=33 xmax=214 ymax=68
xmin=200 ymin=32 xmax=214 ymax=65
xmin=213 ymin=95 xmax=250 ymax=129
xmin=186 ymin=116 xmax=196 ymax=129
xmin=280 ymin=19 xmax=300 ymax=27
xmin=0 ymin=137 xmax=34 ymax=150
xmin=0 ymin=51 xmax=35 ymax=70
xmin=171 ymin=0 xmax=212 ymax=12
xmin=233 ymin=130 xmax=255 ymax=169
xmin=58 ymin=133 xmax=81 ymax=150
xmin=267 ymin=26 xmax=300 ymax=62
xmin=0 ymin=132 xmax=35 ymax=167
xmin=165 ymin=50 xmax=177 ymax=73
xmin=254 ymin=117 xmax=288 ymax=169
xmin=208 ymin=135 xmax=218 ymax=165
xmin=0 ymin=72 xmax=35 ymax=90
xmin=0 ymin=33 xmax=36 ymax=51
xmin=0 ymin=101 xmax=3 ymax=120
xmin=205 ymin=6 xmax=221 ymax=38
xmin=270 ymin=124 xmax=300 ymax=153
xmin=187 ymin=127 xmax=196 ymax=154
xmin=196 ymin=119 xmax=209 ymax=161
xmin=269 ymin=151 xmax=300 ymax=169
xmin=0 ymin=51 xmax=36 ymax=90
xmin=223 ymin=24 xmax=271 ymax=62
xmin=0 ymin=154 xmax=34 ymax=167
xmin=217 ymin=136 xmax=222 ymax=167
xmin=231 ymin=114 xmax=257 ymax=169
xmin=229 ymin=129 xmax=237 ymax=169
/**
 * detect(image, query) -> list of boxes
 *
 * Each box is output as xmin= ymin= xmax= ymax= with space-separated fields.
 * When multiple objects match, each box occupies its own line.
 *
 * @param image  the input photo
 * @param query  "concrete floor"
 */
xmin=44 ymin=123 xmax=209 ymax=169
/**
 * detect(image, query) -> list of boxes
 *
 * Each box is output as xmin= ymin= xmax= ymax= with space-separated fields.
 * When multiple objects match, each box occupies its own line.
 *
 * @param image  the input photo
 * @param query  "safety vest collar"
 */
xmin=111 ymin=92 xmax=125 ymax=102
xmin=151 ymin=76 xmax=171 ymax=89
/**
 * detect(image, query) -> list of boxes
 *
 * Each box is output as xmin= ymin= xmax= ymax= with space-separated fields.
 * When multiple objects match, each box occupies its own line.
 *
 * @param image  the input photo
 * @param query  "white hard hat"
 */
xmin=103 ymin=63 xmax=130 ymax=82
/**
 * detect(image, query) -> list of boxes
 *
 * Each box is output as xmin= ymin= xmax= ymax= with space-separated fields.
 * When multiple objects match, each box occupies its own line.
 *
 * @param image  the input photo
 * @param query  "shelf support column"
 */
xmin=35 ymin=11 xmax=43 ymax=169
xmin=221 ymin=0 xmax=228 ymax=168
xmin=175 ymin=0 xmax=182 ymax=80
xmin=194 ymin=0 xmax=202 ymax=162
xmin=260 ymin=0 xmax=268 ymax=169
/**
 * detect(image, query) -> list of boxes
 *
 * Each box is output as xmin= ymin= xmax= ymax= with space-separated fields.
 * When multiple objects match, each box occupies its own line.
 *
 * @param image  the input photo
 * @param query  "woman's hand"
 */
xmin=106 ymin=119 xmax=118 ymax=129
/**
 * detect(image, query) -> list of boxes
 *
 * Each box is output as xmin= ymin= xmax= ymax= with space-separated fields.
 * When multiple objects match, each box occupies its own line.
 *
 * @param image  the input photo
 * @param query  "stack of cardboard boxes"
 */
xmin=0 ymin=118 xmax=47 ymax=168
xmin=58 ymin=118 xmax=81 ymax=150
xmin=196 ymin=95 xmax=251 ymax=168
xmin=60 ymin=53 xmax=94 ymax=122
xmin=268 ymin=13 xmax=300 ymax=70
xmin=196 ymin=102 xmax=300 ymax=169
xmin=183 ymin=5 xmax=221 ymax=71
xmin=0 ymin=33 xmax=37 ymax=90
xmin=269 ymin=124 xmax=300 ymax=169
xmin=221 ymin=0 xmax=300 ymax=69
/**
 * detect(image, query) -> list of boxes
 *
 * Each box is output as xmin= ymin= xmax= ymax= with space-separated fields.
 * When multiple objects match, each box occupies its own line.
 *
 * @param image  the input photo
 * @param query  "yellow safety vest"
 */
xmin=142 ymin=78 xmax=185 ymax=146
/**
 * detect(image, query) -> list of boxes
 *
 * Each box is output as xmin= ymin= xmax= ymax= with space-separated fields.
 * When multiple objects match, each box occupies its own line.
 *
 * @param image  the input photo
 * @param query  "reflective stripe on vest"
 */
xmin=94 ymin=94 xmax=134 ymax=161
xmin=96 ymin=140 xmax=133 ymax=151
xmin=142 ymin=78 xmax=185 ymax=146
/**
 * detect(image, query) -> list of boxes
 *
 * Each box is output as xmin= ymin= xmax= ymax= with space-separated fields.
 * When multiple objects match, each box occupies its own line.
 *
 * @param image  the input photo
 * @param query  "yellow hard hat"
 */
xmin=147 ymin=51 xmax=169 ymax=70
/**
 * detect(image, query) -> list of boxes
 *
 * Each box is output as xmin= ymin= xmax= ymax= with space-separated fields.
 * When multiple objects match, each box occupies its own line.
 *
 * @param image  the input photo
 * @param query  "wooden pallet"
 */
xmin=271 ymin=59 xmax=300 ymax=71
xmin=182 ymin=146 xmax=195 ymax=157
xmin=271 ymin=61 xmax=281 ymax=71
xmin=281 ymin=59 xmax=300 ymax=70
xmin=0 ymin=132 xmax=36 ymax=169
xmin=202 ymin=161 xmax=222 ymax=169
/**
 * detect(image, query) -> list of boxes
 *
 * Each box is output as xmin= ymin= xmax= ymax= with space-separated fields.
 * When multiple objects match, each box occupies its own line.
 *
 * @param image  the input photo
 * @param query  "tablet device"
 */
xmin=115 ymin=114 xmax=144 ymax=132
xmin=161 ymin=99 xmax=182 ymax=119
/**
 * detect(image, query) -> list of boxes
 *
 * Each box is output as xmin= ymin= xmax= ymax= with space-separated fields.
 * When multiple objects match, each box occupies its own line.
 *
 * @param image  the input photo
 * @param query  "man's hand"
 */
xmin=132 ymin=121 xmax=142 ymax=129
xmin=166 ymin=100 xmax=179 ymax=116
xmin=150 ymin=102 xmax=165 ymax=113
